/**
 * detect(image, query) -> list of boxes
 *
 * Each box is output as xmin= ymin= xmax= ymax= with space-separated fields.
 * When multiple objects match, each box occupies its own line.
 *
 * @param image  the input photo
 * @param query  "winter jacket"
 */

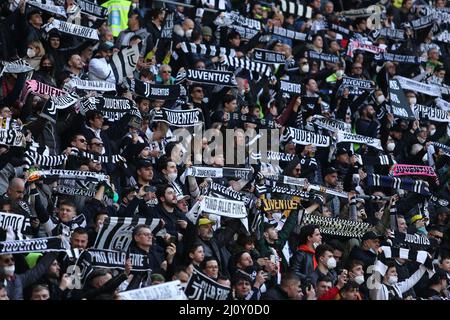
xmin=290 ymin=244 xmax=317 ymax=282
xmin=2 ymin=252 xmax=58 ymax=300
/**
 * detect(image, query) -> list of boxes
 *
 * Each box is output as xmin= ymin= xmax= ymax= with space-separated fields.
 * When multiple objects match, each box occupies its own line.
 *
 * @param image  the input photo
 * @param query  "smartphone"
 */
xmin=144 ymin=185 xmax=156 ymax=193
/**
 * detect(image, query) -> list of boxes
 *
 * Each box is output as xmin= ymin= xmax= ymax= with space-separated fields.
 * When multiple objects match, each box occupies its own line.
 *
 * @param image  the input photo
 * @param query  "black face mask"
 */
xmin=40 ymin=66 xmax=53 ymax=74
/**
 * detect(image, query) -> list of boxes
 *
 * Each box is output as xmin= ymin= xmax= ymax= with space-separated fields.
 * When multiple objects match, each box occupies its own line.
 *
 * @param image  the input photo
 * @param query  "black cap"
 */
xmin=323 ymin=166 xmax=338 ymax=176
xmin=362 ymin=231 xmax=382 ymax=242
xmin=336 ymin=147 xmax=350 ymax=156
xmin=136 ymin=159 xmax=153 ymax=170
xmin=263 ymin=222 xmax=277 ymax=231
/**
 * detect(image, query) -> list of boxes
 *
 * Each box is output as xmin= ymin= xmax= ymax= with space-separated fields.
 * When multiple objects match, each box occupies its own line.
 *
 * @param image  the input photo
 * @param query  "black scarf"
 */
xmin=80 ymin=96 xmax=141 ymax=122
xmin=127 ymin=78 xmax=183 ymax=100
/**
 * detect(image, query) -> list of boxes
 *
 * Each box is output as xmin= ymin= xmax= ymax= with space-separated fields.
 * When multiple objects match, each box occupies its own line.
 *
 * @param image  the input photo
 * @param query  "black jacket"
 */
xmin=348 ymin=246 xmax=377 ymax=270
xmin=290 ymin=247 xmax=316 ymax=282
xmin=261 ymin=285 xmax=290 ymax=300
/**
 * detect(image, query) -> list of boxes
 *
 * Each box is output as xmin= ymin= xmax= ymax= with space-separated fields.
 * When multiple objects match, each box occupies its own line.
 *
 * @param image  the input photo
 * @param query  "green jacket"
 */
xmin=101 ymin=0 xmax=131 ymax=37
xmin=258 ymin=210 xmax=299 ymax=272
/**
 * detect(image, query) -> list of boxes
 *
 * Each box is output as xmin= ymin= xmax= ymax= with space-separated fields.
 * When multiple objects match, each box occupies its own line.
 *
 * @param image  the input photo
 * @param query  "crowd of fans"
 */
xmin=0 ymin=0 xmax=449 ymax=300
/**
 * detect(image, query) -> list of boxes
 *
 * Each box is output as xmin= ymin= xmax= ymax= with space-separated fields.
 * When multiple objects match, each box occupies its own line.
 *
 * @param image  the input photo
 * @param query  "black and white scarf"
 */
xmin=0 ymin=212 xmax=26 ymax=240
xmin=176 ymin=69 xmax=237 ymax=87
xmin=221 ymin=56 xmax=273 ymax=78
xmin=366 ymin=174 xmax=431 ymax=196
xmin=377 ymin=245 xmax=434 ymax=273
xmin=229 ymin=25 xmax=259 ymax=40
xmin=94 ymin=217 xmax=162 ymax=251
xmin=119 ymin=281 xmax=187 ymax=300
xmin=255 ymin=183 xmax=311 ymax=199
xmin=264 ymin=174 xmax=307 ymax=188
xmin=271 ymin=26 xmax=308 ymax=41
xmin=207 ymin=182 xmax=255 ymax=207
xmin=111 ymin=44 xmax=140 ymax=85
xmin=160 ymin=12 xmax=174 ymax=39
xmin=152 ymin=108 xmax=204 ymax=127
xmin=0 ymin=59 xmax=33 ymax=76
xmin=430 ymin=142 xmax=450 ymax=157
xmin=312 ymin=115 xmax=351 ymax=133
xmin=44 ymin=19 xmax=99 ymax=40
xmin=182 ymin=166 xmax=253 ymax=181
xmin=65 ymin=78 xmax=116 ymax=92
xmin=28 ymin=0 xmax=67 ymax=17
xmin=434 ymin=30 xmax=450 ymax=44
xmin=340 ymin=76 xmax=375 ymax=91
xmin=223 ymin=11 xmax=261 ymax=30
xmin=127 ymin=78 xmax=182 ymax=100
xmin=0 ymin=129 xmax=24 ymax=147
xmin=0 ymin=237 xmax=66 ymax=254
xmin=24 ymin=150 xmax=67 ymax=169
xmin=354 ymin=154 xmax=393 ymax=166
xmin=79 ymin=96 xmax=140 ymax=122
xmin=279 ymin=0 xmax=313 ymax=18
xmin=325 ymin=22 xmax=353 ymax=38
xmin=336 ymin=131 xmax=383 ymax=150
xmin=409 ymin=15 xmax=435 ymax=29
xmin=374 ymin=53 xmax=425 ymax=64
xmin=281 ymin=127 xmax=330 ymax=147
xmin=370 ymin=28 xmax=405 ymax=41
xmin=28 ymin=169 xmax=109 ymax=183
xmin=184 ymin=266 xmax=231 ymax=300
xmin=86 ymin=249 xmax=152 ymax=272
xmin=40 ymin=92 xmax=79 ymax=123
xmin=307 ymin=51 xmax=339 ymax=64
xmin=340 ymin=6 xmax=380 ymax=18
xmin=229 ymin=112 xmax=278 ymax=129
xmin=201 ymin=0 xmax=226 ymax=10
xmin=388 ymin=79 xmax=416 ymax=119
xmin=299 ymin=212 xmax=372 ymax=238
xmin=279 ymin=80 xmax=302 ymax=95
xmin=253 ymin=48 xmax=286 ymax=64
xmin=394 ymin=76 xmax=441 ymax=97
xmin=199 ymin=196 xmax=247 ymax=219
xmin=413 ymin=104 xmax=450 ymax=123
xmin=250 ymin=151 xmax=295 ymax=162
xmin=77 ymin=0 xmax=108 ymax=18
xmin=180 ymin=42 xmax=236 ymax=57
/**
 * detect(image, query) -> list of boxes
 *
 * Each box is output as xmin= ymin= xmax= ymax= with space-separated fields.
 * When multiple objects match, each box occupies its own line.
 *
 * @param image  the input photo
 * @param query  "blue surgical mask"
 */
xmin=417 ymin=226 xmax=427 ymax=235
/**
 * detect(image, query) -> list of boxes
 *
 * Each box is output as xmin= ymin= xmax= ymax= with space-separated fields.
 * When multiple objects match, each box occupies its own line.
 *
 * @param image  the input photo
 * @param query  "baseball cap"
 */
xmin=98 ymin=41 xmax=114 ymax=52
xmin=361 ymin=231 xmax=383 ymax=241
xmin=135 ymin=159 xmax=153 ymax=170
xmin=410 ymin=214 xmax=428 ymax=224
xmin=177 ymin=194 xmax=190 ymax=202
xmin=323 ymin=166 xmax=338 ymax=176
xmin=198 ymin=218 xmax=215 ymax=226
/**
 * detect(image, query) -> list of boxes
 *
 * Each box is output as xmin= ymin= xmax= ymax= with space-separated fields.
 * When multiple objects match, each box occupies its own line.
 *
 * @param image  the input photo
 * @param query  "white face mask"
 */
xmin=388 ymin=275 xmax=398 ymax=285
xmin=27 ymin=48 xmax=36 ymax=58
xmin=354 ymin=275 xmax=365 ymax=285
xmin=2 ymin=265 xmax=15 ymax=276
xmin=387 ymin=142 xmax=395 ymax=152
xmin=185 ymin=29 xmax=193 ymax=38
xmin=429 ymin=129 xmax=436 ymax=136
xmin=408 ymin=97 xmax=417 ymax=105
xmin=313 ymin=242 xmax=320 ymax=249
xmin=174 ymin=26 xmax=185 ymax=37
xmin=326 ymin=257 xmax=337 ymax=269
xmin=167 ymin=172 xmax=178 ymax=182
xmin=376 ymin=95 xmax=385 ymax=104
xmin=336 ymin=70 xmax=344 ymax=78
xmin=301 ymin=64 xmax=310 ymax=73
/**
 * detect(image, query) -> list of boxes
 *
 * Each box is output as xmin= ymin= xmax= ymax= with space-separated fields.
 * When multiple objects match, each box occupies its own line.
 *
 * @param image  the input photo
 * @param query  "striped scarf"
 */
xmin=365 ymin=174 xmax=430 ymax=196
xmin=220 ymin=56 xmax=273 ymax=78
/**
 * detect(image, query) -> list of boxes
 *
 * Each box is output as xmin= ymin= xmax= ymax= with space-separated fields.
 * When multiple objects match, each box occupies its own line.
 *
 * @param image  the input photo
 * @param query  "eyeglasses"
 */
xmin=138 ymin=232 xmax=153 ymax=238
xmin=161 ymin=70 xmax=172 ymax=74
xmin=78 ymin=139 xmax=87 ymax=143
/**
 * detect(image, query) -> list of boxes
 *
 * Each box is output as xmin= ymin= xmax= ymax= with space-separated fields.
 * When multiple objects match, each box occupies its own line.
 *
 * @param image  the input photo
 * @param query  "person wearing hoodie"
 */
xmin=0 ymin=252 xmax=58 ymax=300
xmin=290 ymin=224 xmax=322 ymax=282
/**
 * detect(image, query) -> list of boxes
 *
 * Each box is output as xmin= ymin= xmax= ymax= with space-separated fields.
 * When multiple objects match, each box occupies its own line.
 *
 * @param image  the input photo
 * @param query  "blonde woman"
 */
xmin=25 ymin=40 xmax=46 ymax=70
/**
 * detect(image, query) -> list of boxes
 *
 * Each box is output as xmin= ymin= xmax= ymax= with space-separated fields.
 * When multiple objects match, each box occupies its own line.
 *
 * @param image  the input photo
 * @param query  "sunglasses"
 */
xmin=161 ymin=70 xmax=172 ymax=73
xmin=78 ymin=139 xmax=87 ymax=143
